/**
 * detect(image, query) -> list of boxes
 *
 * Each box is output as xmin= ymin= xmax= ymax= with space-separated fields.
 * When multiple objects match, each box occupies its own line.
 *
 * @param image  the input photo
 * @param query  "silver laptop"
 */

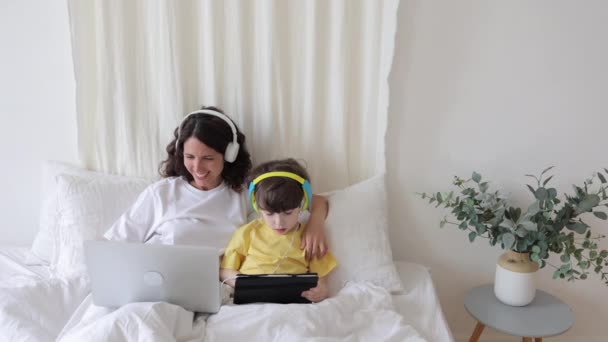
xmin=83 ymin=240 xmax=221 ymax=313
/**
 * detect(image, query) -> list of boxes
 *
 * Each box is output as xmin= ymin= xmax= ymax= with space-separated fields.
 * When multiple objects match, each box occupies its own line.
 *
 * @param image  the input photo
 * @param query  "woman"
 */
xmin=104 ymin=106 xmax=328 ymax=258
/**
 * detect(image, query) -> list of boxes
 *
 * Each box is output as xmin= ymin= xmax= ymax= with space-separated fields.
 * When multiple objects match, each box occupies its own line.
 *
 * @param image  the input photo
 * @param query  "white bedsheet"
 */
xmin=0 ymin=246 xmax=52 ymax=287
xmin=393 ymin=261 xmax=454 ymax=342
xmin=0 ymin=247 xmax=453 ymax=342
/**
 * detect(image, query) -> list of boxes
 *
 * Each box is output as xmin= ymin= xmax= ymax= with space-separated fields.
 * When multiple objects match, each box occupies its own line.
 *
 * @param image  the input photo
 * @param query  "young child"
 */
xmin=220 ymin=158 xmax=337 ymax=303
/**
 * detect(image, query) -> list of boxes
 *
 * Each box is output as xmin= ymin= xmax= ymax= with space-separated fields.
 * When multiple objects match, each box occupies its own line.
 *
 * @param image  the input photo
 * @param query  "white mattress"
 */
xmin=0 ymin=247 xmax=453 ymax=341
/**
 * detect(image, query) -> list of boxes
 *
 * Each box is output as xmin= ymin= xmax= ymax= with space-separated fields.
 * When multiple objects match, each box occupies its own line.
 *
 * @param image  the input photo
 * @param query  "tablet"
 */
xmin=233 ymin=273 xmax=318 ymax=304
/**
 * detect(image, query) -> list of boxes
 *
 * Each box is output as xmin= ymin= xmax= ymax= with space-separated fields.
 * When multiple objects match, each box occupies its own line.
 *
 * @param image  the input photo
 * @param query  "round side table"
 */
xmin=464 ymin=284 xmax=574 ymax=342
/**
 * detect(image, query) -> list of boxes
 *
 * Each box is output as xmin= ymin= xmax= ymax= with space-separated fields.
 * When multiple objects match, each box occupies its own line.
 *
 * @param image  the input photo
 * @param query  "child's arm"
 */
xmin=220 ymin=268 xmax=239 ymax=288
xmin=300 ymin=194 xmax=329 ymax=260
xmin=301 ymin=276 xmax=329 ymax=303
xmin=220 ymin=222 xmax=255 ymax=287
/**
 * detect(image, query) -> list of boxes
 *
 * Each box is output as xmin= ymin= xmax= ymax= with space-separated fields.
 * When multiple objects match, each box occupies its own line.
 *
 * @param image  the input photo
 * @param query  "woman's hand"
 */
xmin=301 ymin=277 xmax=329 ymax=303
xmin=301 ymin=195 xmax=329 ymax=260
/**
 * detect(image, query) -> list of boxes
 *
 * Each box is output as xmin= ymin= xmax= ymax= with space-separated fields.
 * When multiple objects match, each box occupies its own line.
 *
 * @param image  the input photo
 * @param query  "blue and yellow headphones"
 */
xmin=247 ymin=171 xmax=312 ymax=213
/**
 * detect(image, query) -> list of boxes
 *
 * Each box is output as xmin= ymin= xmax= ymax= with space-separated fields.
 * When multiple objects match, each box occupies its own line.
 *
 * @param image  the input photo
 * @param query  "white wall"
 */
xmin=0 ymin=1 xmax=78 ymax=245
xmin=387 ymin=1 xmax=608 ymax=341
xmin=3 ymin=0 xmax=607 ymax=340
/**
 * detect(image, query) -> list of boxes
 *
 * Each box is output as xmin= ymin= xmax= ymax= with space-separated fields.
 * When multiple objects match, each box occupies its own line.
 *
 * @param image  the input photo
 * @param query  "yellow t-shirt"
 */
xmin=221 ymin=218 xmax=337 ymax=277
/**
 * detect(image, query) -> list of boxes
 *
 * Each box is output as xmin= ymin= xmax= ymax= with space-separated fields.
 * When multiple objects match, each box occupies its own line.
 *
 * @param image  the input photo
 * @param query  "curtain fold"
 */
xmin=68 ymin=0 xmax=399 ymax=192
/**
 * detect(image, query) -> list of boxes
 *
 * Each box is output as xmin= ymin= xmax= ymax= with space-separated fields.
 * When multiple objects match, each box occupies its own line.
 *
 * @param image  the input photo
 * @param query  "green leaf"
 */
xmin=468 ymin=231 xmax=477 ymax=242
xmin=560 ymin=254 xmax=570 ymax=263
xmin=516 ymin=240 xmax=527 ymax=252
xmin=527 ymin=201 xmax=541 ymax=216
xmin=541 ymin=166 xmax=555 ymax=175
xmin=513 ymin=208 xmax=521 ymax=223
xmin=515 ymin=227 xmax=528 ymax=237
xmin=598 ymin=172 xmax=607 ymax=184
xmin=520 ymin=220 xmax=537 ymax=231
xmin=543 ymin=175 xmax=554 ymax=186
xmin=535 ymin=188 xmax=548 ymax=201
xmin=472 ymin=172 xmax=482 ymax=183
xmin=600 ymin=250 xmax=608 ymax=258
xmin=590 ymin=250 xmax=598 ymax=259
xmin=526 ymin=184 xmax=536 ymax=196
xmin=436 ymin=192 xmax=443 ymax=203
xmin=547 ymin=188 xmax=557 ymax=199
xmin=566 ymin=222 xmax=588 ymax=234
xmin=593 ymin=211 xmax=608 ymax=220
xmin=499 ymin=219 xmax=517 ymax=231
xmin=501 ymin=233 xmax=516 ymax=249
xmin=578 ymin=194 xmax=601 ymax=212
xmin=532 ymin=245 xmax=541 ymax=254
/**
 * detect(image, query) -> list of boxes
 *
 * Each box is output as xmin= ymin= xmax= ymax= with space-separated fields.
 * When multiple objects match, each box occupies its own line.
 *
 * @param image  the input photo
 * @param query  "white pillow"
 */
xmin=27 ymin=161 xmax=106 ymax=265
xmin=325 ymin=173 xmax=403 ymax=295
xmin=54 ymin=173 xmax=151 ymax=278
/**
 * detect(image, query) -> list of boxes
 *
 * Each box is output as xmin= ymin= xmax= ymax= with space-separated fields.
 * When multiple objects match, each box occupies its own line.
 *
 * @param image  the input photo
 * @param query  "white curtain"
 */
xmin=68 ymin=0 xmax=398 ymax=192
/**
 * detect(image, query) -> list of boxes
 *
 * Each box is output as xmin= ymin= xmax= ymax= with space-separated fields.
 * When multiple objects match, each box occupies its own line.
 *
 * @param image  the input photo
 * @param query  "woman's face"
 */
xmin=183 ymin=136 xmax=224 ymax=190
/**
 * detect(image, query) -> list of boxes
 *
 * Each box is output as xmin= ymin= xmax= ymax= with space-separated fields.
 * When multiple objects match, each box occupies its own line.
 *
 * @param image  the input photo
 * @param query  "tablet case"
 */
xmin=233 ymin=273 xmax=318 ymax=304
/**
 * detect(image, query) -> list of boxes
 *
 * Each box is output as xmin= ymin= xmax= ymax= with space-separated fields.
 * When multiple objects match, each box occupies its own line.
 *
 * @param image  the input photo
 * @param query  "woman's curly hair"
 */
xmin=159 ymin=106 xmax=252 ymax=192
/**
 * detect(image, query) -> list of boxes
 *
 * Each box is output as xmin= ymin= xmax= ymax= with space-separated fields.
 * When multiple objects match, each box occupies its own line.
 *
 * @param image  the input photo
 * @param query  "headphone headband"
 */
xmin=175 ymin=109 xmax=240 ymax=162
xmin=248 ymin=171 xmax=312 ymax=213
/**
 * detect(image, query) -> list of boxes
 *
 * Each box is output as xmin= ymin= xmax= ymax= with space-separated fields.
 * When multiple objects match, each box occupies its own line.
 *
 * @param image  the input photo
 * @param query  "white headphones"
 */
xmin=175 ymin=109 xmax=240 ymax=163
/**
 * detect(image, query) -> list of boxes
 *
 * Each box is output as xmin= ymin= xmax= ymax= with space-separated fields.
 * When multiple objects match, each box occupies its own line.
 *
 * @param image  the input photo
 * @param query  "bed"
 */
xmin=0 ymin=161 xmax=453 ymax=342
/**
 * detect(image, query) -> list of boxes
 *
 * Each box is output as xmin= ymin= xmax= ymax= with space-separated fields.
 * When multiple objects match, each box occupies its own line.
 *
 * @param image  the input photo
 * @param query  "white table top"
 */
xmin=464 ymin=284 xmax=574 ymax=337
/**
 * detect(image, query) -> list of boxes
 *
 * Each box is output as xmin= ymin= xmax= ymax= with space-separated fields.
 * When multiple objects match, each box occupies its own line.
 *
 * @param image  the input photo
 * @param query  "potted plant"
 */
xmin=419 ymin=167 xmax=608 ymax=306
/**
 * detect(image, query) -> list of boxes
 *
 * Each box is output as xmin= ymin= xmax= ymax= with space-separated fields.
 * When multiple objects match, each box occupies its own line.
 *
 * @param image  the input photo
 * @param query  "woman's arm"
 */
xmin=220 ymin=268 xmax=239 ymax=287
xmin=300 ymin=194 xmax=329 ymax=260
xmin=301 ymin=276 xmax=329 ymax=303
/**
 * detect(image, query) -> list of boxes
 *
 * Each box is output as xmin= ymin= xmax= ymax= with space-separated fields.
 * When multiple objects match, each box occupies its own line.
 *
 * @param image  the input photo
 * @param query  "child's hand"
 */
xmin=220 ymin=268 xmax=238 ymax=287
xmin=301 ymin=277 xmax=329 ymax=303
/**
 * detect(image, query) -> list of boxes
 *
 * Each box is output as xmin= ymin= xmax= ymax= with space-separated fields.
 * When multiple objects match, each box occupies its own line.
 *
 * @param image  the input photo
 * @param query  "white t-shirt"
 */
xmin=104 ymin=177 xmax=249 ymax=250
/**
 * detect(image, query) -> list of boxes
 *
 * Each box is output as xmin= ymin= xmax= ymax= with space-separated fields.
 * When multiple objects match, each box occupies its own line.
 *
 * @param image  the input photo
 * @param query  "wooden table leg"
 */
xmin=534 ymin=338 xmax=542 ymax=342
xmin=469 ymin=322 xmax=485 ymax=342
xmin=522 ymin=338 xmax=532 ymax=342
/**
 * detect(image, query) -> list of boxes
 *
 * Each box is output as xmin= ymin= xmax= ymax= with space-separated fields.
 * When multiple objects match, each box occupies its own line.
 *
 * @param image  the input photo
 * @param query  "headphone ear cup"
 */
xmin=224 ymin=142 xmax=240 ymax=162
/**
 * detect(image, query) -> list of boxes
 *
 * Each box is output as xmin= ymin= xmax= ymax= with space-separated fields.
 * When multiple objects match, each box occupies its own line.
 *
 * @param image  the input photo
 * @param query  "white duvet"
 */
xmin=0 ymin=276 xmax=88 ymax=342
xmin=1 ymin=278 xmax=425 ymax=342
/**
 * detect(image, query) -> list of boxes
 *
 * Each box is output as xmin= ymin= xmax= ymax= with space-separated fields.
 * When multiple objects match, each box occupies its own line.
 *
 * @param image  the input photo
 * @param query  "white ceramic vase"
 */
xmin=494 ymin=250 xmax=539 ymax=306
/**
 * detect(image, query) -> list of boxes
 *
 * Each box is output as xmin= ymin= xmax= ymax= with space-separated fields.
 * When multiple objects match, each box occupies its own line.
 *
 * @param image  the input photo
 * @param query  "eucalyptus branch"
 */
xmin=418 ymin=167 xmax=608 ymax=286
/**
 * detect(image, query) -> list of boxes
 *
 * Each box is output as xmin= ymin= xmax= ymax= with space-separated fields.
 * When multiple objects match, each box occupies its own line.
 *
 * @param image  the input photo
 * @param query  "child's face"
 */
xmin=260 ymin=207 xmax=301 ymax=234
